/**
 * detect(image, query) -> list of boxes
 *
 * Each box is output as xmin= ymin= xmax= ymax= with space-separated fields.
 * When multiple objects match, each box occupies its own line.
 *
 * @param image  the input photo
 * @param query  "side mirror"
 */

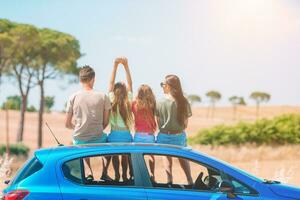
xmin=219 ymin=181 xmax=237 ymax=199
xmin=4 ymin=180 xmax=10 ymax=185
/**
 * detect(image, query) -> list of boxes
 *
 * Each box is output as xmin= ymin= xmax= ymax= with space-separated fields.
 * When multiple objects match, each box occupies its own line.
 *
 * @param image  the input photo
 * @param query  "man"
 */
xmin=65 ymin=65 xmax=112 ymax=181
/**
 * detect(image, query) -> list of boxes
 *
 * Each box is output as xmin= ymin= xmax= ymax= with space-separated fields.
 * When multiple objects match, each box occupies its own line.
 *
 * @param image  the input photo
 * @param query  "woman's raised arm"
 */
xmin=122 ymin=57 xmax=133 ymax=92
xmin=109 ymin=58 xmax=121 ymax=92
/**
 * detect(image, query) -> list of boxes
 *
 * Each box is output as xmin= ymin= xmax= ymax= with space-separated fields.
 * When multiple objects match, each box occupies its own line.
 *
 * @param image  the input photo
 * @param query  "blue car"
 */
xmin=2 ymin=143 xmax=300 ymax=200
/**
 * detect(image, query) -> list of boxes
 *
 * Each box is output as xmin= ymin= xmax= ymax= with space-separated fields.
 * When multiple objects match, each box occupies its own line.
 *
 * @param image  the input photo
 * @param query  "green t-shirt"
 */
xmin=109 ymin=91 xmax=133 ymax=130
xmin=155 ymin=97 xmax=192 ymax=133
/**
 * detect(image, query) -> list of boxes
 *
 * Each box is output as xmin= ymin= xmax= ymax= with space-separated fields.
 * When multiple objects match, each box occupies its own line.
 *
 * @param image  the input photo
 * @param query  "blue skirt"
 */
xmin=156 ymin=132 xmax=187 ymax=147
xmin=73 ymin=133 xmax=108 ymax=145
xmin=133 ymin=133 xmax=156 ymax=143
xmin=108 ymin=130 xmax=133 ymax=143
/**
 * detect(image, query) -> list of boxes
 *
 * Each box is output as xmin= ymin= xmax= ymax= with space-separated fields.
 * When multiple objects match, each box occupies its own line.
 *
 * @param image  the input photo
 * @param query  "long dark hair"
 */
xmin=165 ymin=75 xmax=188 ymax=127
xmin=111 ymin=82 xmax=133 ymax=128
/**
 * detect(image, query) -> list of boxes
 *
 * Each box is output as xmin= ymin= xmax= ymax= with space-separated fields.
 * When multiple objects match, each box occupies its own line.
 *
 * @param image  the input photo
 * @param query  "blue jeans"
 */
xmin=133 ymin=133 xmax=156 ymax=143
xmin=73 ymin=133 xmax=108 ymax=145
xmin=108 ymin=130 xmax=133 ymax=143
xmin=156 ymin=132 xmax=187 ymax=147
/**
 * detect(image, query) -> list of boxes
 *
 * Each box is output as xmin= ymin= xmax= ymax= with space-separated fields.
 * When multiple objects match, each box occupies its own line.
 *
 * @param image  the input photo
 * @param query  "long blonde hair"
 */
xmin=136 ymin=84 xmax=156 ymax=121
xmin=111 ymin=82 xmax=133 ymax=128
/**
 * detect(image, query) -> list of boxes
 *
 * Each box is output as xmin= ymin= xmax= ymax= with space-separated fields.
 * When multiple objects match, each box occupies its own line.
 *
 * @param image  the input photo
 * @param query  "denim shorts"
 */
xmin=156 ymin=132 xmax=187 ymax=147
xmin=133 ymin=132 xmax=156 ymax=143
xmin=73 ymin=133 xmax=108 ymax=145
xmin=108 ymin=130 xmax=133 ymax=143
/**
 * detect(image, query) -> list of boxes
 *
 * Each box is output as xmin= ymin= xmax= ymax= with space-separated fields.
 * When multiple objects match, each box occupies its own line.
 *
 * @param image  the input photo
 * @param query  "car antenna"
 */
xmin=45 ymin=122 xmax=64 ymax=146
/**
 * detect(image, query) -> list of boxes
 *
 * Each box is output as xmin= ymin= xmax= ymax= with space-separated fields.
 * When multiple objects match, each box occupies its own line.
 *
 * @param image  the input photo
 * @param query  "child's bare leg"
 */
xmin=163 ymin=156 xmax=173 ymax=184
xmin=84 ymin=158 xmax=93 ymax=176
xmin=112 ymin=155 xmax=120 ymax=181
xmin=178 ymin=158 xmax=193 ymax=185
xmin=121 ymin=155 xmax=129 ymax=181
xmin=149 ymin=155 xmax=155 ymax=181
xmin=101 ymin=156 xmax=112 ymax=179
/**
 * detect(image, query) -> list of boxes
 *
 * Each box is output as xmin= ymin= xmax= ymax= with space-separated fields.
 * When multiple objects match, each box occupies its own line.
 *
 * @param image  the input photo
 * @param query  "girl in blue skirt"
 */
xmin=108 ymin=57 xmax=133 ymax=181
xmin=132 ymin=84 xmax=157 ymax=181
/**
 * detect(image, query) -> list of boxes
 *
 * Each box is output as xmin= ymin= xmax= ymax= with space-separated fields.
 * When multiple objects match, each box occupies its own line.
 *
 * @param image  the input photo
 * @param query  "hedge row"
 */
xmin=0 ymin=143 xmax=30 ymax=156
xmin=189 ymin=114 xmax=300 ymax=145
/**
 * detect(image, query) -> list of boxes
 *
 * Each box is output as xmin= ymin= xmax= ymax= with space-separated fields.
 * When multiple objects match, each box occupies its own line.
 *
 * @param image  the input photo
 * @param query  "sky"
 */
xmin=0 ymin=0 xmax=300 ymax=110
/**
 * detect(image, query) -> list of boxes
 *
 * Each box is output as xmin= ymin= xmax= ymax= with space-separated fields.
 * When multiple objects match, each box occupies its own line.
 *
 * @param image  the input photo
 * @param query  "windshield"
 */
xmin=192 ymin=150 xmax=264 ymax=183
xmin=227 ymin=164 xmax=264 ymax=182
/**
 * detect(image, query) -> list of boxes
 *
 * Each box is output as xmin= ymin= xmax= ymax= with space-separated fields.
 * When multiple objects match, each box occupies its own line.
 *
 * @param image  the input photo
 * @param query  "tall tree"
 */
xmin=250 ymin=91 xmax=271 ymax=119
xmin=34 ymin=28 xmax=81 ymax=148
xmin=0 ymin=34 xmax=12 ymax=83
xmin=187 ymin=94 xmax=201 ymax=106
xmin=0 ymin=19 xmax=15 ymax=84
xmin=229 ymin=96 xmax=246 ymax=120
xmin=206 ymin=90 xmax=221 ymax=119
xmin=6 ymin=23 xmax=39 ymax=142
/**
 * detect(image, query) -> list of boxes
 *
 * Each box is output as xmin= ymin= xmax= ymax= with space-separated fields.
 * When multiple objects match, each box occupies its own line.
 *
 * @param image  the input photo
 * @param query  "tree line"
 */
xmin=187 ymin=91 xmax=271 ymax=119
xmin=0 ymin=19 xmax=81 ymax=148
xmin=1 ymin=95 xmax=54 ymax=112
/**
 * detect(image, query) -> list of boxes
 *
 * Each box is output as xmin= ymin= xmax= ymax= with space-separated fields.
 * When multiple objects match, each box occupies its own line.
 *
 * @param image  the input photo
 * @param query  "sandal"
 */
xmin=167 ymin=181 xmax=173 ymax=188
xmin=101 ymin=174 xmax=113 ymax=182
xmin=114 ymin=173 xmax=120 ymax=182
xmin=122 ymin=174 xmax=129 ymax=182
xmin=86 ymin=174 xmax=94 ymax=182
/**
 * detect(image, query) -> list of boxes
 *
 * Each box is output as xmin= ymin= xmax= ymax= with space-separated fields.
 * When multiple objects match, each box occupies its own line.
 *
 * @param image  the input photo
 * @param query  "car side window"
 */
xmin=62 ymin=154 xmax=134 ymax=187
xmin=63 ymin=158 xmax=82 ymax=184
xmin=143 ymin=154 xmax=258 ymax=195
xmin=226 ymin=175 xmax=258 ymax=195
xmin=143 ymin=154 xmax=223 ymax=191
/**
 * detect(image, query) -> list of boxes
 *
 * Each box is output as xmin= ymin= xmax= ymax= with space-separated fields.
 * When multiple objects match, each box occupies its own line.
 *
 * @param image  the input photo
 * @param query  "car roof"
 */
xmin=35 ymin=143 xmax=192 ymax=162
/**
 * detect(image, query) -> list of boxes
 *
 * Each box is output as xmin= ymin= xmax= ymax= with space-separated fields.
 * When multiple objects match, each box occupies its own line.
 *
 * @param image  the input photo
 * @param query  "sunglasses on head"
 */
xmin=160 ymin=82 xmax=166 ymax=87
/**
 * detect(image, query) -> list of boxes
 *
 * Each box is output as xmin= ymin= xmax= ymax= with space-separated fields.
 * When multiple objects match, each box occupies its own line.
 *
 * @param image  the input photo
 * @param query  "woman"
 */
xmin=132 ymin=84 xmax=156 ymax=181
xmin=156 ymin=74 xmax=193 ymax=185
xmin=108 ymin=57 xmax=133 ymax=182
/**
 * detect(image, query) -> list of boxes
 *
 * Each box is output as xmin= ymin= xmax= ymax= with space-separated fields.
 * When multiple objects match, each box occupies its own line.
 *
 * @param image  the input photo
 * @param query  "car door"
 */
xmin=137 ymin=153 xmax=261 ymax=200
xmin=57 ymin=152 xmax=147 ymax=200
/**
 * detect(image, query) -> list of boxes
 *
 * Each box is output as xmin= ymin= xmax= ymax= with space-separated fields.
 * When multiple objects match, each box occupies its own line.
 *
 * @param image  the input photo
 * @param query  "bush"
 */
xmin=190 ymin=114 xmax=300 ymax=145
xmin=26 ymin=105 xmax=37 ymax=112
xmin=0 ymin=143 xmax=30 ymax=156
xmin=1 ymin=95 xmax=21 ymax=110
